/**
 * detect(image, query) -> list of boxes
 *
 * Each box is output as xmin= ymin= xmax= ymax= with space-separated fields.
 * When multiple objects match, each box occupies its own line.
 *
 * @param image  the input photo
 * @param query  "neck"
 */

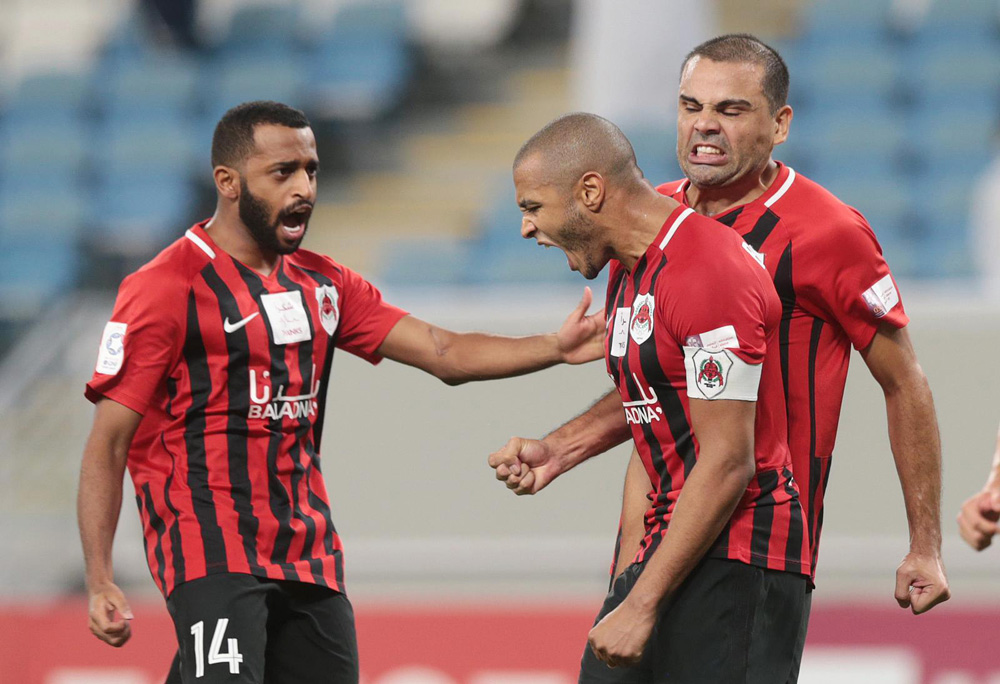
xmin=685 ymin=159 xmax=780 ymax=217
xmin=613 ymin=187 xmax=682 ymax=271
xmin=204 ymin=204 xmax=279 ymax=276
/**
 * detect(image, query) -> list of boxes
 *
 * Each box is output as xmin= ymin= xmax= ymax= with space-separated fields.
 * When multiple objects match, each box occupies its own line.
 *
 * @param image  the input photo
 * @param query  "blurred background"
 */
xmin=0 ymin=0 xmax=999 ymax=682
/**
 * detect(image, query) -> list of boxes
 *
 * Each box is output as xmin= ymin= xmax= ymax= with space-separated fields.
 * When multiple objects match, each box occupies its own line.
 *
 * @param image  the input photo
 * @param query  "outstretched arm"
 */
xmin=377 ymin=287 xmax=604 ymax=384
xmin=957 ymin=420 xmax=1000 ymax=550
xmin=78 ymin=398 xmax=142 ymax=647
xmin=489 ymin=389 xmax=630 ymax=494
xmin=861 ymin=323 xmax=949 ymax=614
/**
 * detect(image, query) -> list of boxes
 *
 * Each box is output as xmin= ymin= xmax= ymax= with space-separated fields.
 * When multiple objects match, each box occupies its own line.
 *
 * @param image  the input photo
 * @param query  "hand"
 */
xmin=488 ymin=437 xmax=563 ymax=495
xmin=587 ymin=597 xmax=657 ymax=668
xmin=557 ymin=287 xmax=605 ymax=365
xmin=894 ymin=551 xmax=950 ymax=615
xmin=957 ymin=489 xmax=1000 ymax=551
xmin=88 ymin=581 xmax=134 ymax=647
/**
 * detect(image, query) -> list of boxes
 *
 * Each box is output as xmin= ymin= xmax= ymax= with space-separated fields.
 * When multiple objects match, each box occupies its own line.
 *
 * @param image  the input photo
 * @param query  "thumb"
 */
xmin=109 ymin=591 xmax=133 ymax=620
xmin=894 ymin=571 xmax=912 ymax=609
xmin=575 ymin=287 xmax=593 ymax=318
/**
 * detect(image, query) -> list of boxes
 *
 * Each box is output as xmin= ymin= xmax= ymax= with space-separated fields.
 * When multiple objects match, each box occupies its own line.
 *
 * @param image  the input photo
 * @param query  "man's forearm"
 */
xmin=78 ymin=441 xmax=126 ymax=589
xmin=985 ymin=421 xmax=1000 ymax=490
xmin=545 ymin=390 xmax=631 ymax=471
xmin=885 ymin=373 xmax=942 ymax=554
xmin=443 ymin=331 xmax=564 ymax=382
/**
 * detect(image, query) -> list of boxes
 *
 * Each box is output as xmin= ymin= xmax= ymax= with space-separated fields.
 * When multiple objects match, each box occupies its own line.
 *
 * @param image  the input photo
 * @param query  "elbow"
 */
xmin=438 ymin=372 xmax=469 ymax=387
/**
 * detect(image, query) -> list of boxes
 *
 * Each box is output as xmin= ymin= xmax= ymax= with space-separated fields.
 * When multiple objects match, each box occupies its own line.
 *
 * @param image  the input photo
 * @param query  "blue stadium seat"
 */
xmin=203 ymin=53 xmax=308 ymax=121
xmin=93 ymin=172 xmax=195 ymax=253
xmin=0 ymin=239 xmax=82 ymax=314
xmin=793 ymin=45 xmax=903 ymax=107
xmin=0 ymin=117 xmax=90 ymax=179
xmin=93 ymin=115 xmax=199 ymax=176
xmin=7 ymin=71 xmax=92 ymax=112
xmin=906 ymin=42 xmax=1000 ymax=104
xmin=99 ymin=54 xmax=200 ymax=114
xmin=798 ymin=0 xmax=898 ymax=46
xmin=0 ymin=182 xmax=89 ymax=241
xmin=792 ymin=108 xmax=907 ymax=178
xmin=914 ymin=0 xmax=1000 ymax=43
xmin=378 ymin=238 xmax=473 ymax=286
xmin=217 ymin=3 xmax=304 ymax=55
xmin=327 ymin=1 xmax=408 ymax=38
xmin=908 ymin=107 xmax=998 ymax=177
xmin=309 ymin=33 xmax=412 ymax=120
xmin=469 ymin=237 xmax=581 ymax=285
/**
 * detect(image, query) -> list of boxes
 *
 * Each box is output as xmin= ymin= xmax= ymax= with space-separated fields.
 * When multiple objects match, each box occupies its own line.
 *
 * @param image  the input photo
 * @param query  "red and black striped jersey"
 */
xmin=605 ymin=205 xmax=810 ymax=577
xmin=658 ymin=163 xmax=908 ymax=580
xmin=86 ymin=220 xmax=408 ymax=597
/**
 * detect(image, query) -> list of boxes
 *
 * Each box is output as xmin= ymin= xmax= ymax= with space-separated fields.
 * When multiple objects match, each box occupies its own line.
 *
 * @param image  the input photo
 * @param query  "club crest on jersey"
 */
xmin=315 ymin=285 xmax=340 ymax=336
xmin=629 ymin=293 xmax=655 ymax=345
xmin=693 ymin=349 xmax=733 ymax=399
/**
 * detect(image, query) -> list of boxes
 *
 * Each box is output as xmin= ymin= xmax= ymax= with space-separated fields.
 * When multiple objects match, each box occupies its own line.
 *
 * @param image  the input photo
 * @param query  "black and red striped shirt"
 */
xmin=606 ymin=205 xmax=810 ymax=576
xmin=86 ymin=220 xmax=407 ymax=596
xmin=658 ymin=163 xmax=908 ymax=579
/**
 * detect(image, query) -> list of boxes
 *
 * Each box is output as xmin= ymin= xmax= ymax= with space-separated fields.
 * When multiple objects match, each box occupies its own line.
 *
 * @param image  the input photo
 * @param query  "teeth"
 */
xmin=696 ymin=145 xmax=722 ymax=155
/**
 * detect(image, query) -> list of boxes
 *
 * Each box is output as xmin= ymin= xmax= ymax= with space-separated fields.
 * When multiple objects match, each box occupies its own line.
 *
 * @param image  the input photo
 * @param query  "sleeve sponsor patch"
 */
xmin=95 ymin=322 xmax=127 ymax=375
xmin=861 ymin=274 xmax=900 ymax=319
xmin=683 ymin=347 xmax=762 ymax=401
xmin=684 ymin=324 xmax=739 ymax=352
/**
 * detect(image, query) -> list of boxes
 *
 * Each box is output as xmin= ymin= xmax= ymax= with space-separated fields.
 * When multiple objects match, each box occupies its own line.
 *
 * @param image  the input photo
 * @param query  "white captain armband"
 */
xmin=683 ymin=346 xmax=762 ymax=401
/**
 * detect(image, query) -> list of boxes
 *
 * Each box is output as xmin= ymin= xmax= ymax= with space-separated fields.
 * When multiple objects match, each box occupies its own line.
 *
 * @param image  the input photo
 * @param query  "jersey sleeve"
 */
xmin=659 ymin=234 xmax=770 ymax=402
xmin=797 ymin=209 xmax=908 ymax=351
xmin=333 ymin=264 xmax=409 ymax=364
xmin=85 ymin=269 xmax=185 ymax=414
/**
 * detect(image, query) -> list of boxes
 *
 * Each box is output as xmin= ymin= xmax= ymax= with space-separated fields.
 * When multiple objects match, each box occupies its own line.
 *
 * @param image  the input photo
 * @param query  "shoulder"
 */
xmin=120 ymin=234 xmax=207 ymax=301
xmin=770 ymin=169 xmax=878 ymax=249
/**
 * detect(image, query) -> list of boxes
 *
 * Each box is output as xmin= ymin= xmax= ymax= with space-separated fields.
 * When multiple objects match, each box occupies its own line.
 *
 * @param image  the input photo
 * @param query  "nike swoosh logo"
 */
xmin=223 ymin=312 xmax=259 ymax=333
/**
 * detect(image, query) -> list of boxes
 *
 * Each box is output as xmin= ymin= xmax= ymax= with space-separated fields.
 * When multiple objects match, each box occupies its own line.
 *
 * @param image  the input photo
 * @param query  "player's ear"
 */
xmin=214 ymin=165 xmax=240 ymax=201
xmin=773 ymin=105 xmax=793 ymax=146
xmin=579 ymin=171 xmax=605 ymax=213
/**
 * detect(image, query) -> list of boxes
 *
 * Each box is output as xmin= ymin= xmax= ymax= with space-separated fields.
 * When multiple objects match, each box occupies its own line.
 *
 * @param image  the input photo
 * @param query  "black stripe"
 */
xmin=201 ymin=266 xmax=265 ymax=576
xmin=774 ymin=245 xmax=795 ymax=413
xmin=715 ymin=207 xmax=744 ymax=228
xmin=742 ymin=209 xmax=780 ymax=251
xmin=181 ymin=290 xmax=228 ymax=572
xmin=276 ymin=267 xmax=327 ymax=584
xmin=163 ymin=384 xmax=186 ymax=586
xmin=236 ymin=263 xmax=297 ymax=579
xmin=806 ymin=317 xmax=824 ymax=556
xmin=781 ymin=467 xmax=804 ymax=576
xmin=750 ymin=469 xmax=779 ymax=563
xmin=138 ymin=485 xmax=168 ymax=592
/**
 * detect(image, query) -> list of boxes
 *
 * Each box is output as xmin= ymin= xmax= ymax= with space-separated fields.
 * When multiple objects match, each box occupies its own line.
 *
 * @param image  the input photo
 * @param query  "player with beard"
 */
xmin=78 ymin=101 xmax=605 ymax=684
xmin=491 ymin=35 xmax=949 ymax=681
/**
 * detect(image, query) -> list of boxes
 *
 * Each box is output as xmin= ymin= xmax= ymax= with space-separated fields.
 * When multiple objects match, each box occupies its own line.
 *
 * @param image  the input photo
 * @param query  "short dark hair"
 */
xmin=514 ymin=112 xmax=638 ymax=187
xmin=682 ymin=34 xmax=789 ymax=114
xmin=211 ymin=100 xmax=311 ymax=168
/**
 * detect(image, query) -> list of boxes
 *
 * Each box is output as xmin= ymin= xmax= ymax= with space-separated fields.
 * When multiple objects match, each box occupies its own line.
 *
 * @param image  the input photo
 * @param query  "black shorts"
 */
xmin=163 ymin=573 xmax=359 ymax=684
xmin=579 ymin=558 xmax=807 ymax=684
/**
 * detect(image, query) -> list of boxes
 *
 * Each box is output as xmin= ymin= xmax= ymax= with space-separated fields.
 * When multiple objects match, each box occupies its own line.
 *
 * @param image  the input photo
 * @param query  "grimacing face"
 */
xmin=676 ymin=56 xmax=787 ymax=188
xmin=238 ymin=124 xmax=319 ymax=255
xmin=514 ymin=156 xmax=606 ymax=280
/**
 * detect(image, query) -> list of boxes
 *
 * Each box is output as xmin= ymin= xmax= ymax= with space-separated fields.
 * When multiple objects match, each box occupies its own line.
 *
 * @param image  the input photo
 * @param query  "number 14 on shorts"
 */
xmin=191 ymin=618 xmax=244 ymax=677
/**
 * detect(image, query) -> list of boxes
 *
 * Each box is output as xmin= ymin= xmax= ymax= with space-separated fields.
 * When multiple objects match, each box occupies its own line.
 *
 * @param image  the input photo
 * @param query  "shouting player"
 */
xmin=77 ymin=101 xmax=604 ymax=684
xmin=505 ymin=112 xmax=810 ymax=680
xmin=491 ymin=34 xmax=949 ymax=682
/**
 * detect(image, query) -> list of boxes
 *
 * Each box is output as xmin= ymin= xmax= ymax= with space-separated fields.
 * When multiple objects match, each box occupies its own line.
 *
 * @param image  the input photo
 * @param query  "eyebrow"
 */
xmin=679 ymin=94 xmax=754 ymax=109
xmin=268 ymin=159 xmax=320 ymax=171
xmin=518 ymin=199 xmax=539 ymax=210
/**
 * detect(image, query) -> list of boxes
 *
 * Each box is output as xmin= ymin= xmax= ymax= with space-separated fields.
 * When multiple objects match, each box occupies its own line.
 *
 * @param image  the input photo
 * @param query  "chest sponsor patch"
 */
xmin=95 ymin=321 xmax=127 ymax=375
xmin=610 ymin=307 xmax=631 ymax=358
xmin=861 ymin=274 xmax=900 ymax=319
xmin=685 ymin=324 xmax=739 ymax=352
xmin=315 ymin=284 xmax=340 ymax=336
xmin=260 ymin=290 xmax=312 ymax=345
xmin=629 ymin=293 xmax=655 ymax=345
